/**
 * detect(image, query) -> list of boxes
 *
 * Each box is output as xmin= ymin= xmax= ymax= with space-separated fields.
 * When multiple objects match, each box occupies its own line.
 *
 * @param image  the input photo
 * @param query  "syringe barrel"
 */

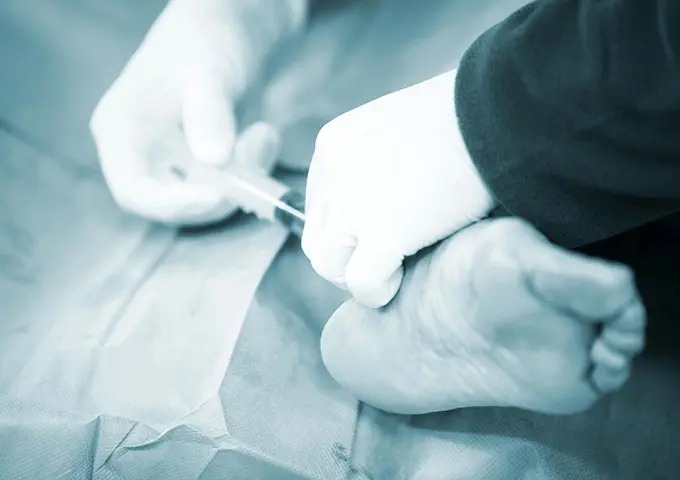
xmin=274 ymin=189 xmax=306 ymax=237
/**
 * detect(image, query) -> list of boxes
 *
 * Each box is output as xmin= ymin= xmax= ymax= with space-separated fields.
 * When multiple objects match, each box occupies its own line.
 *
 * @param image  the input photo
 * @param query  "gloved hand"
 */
xmin=90 ymin=0 xmax=306 ymax=225
xmin=302 ymin=69 xmax=496 ymax=308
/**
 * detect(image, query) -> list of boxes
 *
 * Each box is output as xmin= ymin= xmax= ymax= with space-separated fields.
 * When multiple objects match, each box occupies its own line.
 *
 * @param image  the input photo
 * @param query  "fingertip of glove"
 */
xmin=191 ymin=133 xmax=237 ymax=167
xmin=346 ymin=261 xmax=404 ymax=309
xmin=120 ymin=177 xmax=230 ymax=224
xmin=233 ymin=122 xmax=281 ymax=172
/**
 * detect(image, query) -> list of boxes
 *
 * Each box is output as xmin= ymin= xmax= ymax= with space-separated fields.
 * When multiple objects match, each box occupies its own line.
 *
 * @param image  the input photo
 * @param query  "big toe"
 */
xmin=522 ymin=240 xmax=639 ymax=320
xmin=498 ymin=222 xmax=647 ymax=398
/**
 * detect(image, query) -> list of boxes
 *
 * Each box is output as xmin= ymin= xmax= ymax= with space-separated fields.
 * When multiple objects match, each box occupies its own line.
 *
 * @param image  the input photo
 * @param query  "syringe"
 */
xmin=171 ymin=163 xmax=306 ymax=237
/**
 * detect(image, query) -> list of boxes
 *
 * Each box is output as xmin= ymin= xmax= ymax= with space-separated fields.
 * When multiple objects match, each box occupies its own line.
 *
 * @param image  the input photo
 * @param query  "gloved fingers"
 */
xmin=103 ymin=147 xmax=237 ymax=225
xmin=96 ymin=129 xmax=236 ymax=225
xmin=345 ymin=240 xmax=405 ymax=308
xmin=231 ymin=121 xmax=281 ymax=173
xmin=305 ymin=127 xmax=333 ymax=212
xmin=179 ymin=121 xmax=281 ymax=213
xmin=301 ymin=199 xmax=328 ymax=266
xmin=304 ymin=216 xmax=356 ymax=286
xmin=116 ymin=176 xmax=237 ymax=226
xmin=182 ymin=69 xmax=238 ymax=167
xmin=302 ymin=140 xmax=335 ymax=272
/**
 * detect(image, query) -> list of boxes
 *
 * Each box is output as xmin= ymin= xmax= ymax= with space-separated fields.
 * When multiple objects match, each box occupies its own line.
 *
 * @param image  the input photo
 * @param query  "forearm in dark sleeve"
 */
xmin=455 ymin=0 xmax=680 ymax=248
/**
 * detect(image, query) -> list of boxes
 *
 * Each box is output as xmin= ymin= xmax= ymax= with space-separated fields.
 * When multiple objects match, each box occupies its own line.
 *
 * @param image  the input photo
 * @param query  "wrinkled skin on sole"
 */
xmin=320 ymin=218 xmax=646 ymax=415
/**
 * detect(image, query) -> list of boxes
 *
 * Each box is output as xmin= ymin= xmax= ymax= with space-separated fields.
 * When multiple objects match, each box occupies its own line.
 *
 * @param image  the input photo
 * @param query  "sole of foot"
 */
xmin=319 ymin=218 xmax=646 ymax=415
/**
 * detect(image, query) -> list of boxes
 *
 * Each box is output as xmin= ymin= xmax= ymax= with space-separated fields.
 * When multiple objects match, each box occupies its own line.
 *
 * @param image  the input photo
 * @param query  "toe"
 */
xmin=588 ymin=299 xmax=646 ymax=394
xmin=604 ymin=300 xmax=647 ymax=334
xmin=591 ymin=339 xmax=630 ymax=371
xmin=591 ymin=361 xmax=631 ymax=393
xmin=590 ymin=340 xmax=632 ymax=393
xmin=524 ymin=243 xmax=638 ymax=320
xmin=601 ymin=322 xmax=646 ymax=356
xmin=596 ymin=300 xmax=646 ymax=361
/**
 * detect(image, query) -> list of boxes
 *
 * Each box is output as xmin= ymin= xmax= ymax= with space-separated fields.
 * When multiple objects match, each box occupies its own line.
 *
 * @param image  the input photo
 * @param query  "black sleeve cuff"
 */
xmin=454 ymin=2 xmax=680 ymax=248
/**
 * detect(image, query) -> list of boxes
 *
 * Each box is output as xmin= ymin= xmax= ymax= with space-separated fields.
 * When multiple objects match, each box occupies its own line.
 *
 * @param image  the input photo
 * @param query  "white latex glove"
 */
xmin=302 ymin=69 xmax=497 ymax=308
xmin=90 ymin=0 xmax=306 ymax=225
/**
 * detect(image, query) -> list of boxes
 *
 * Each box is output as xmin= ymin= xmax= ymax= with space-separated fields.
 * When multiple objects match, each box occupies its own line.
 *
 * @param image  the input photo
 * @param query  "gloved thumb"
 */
xmin=345 ymin=242 xmax=405 ymax=308
xmin=183 ymin=70 xmax=238 ymax=167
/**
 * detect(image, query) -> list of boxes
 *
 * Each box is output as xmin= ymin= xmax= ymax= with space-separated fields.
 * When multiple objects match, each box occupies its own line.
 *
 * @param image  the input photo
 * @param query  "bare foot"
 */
xmin=319 ymin=219 xmax=647 ymax=415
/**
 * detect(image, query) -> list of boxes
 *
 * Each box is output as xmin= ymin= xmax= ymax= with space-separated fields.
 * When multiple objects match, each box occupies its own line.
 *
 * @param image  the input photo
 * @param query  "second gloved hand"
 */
xmin=90 ymin=0 xmax=305 ymax=225
xmin=302 ymin=69 xmax=496 ymax=308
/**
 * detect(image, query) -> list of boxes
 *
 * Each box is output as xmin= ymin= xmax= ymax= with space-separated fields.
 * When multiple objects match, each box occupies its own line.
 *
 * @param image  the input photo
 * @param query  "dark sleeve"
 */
xmin=454 ymin=0 xmax=680 ymax=248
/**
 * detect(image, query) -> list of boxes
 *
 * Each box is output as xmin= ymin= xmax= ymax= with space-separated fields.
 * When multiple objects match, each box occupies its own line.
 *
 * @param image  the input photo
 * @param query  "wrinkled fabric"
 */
xmin=0 ymin=126 xmax=353 ymax=479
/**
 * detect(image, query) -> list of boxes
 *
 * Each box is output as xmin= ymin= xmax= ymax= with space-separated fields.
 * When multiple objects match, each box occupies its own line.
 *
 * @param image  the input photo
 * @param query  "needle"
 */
xmin=170 ymin=164 xmax=306 ymax=235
